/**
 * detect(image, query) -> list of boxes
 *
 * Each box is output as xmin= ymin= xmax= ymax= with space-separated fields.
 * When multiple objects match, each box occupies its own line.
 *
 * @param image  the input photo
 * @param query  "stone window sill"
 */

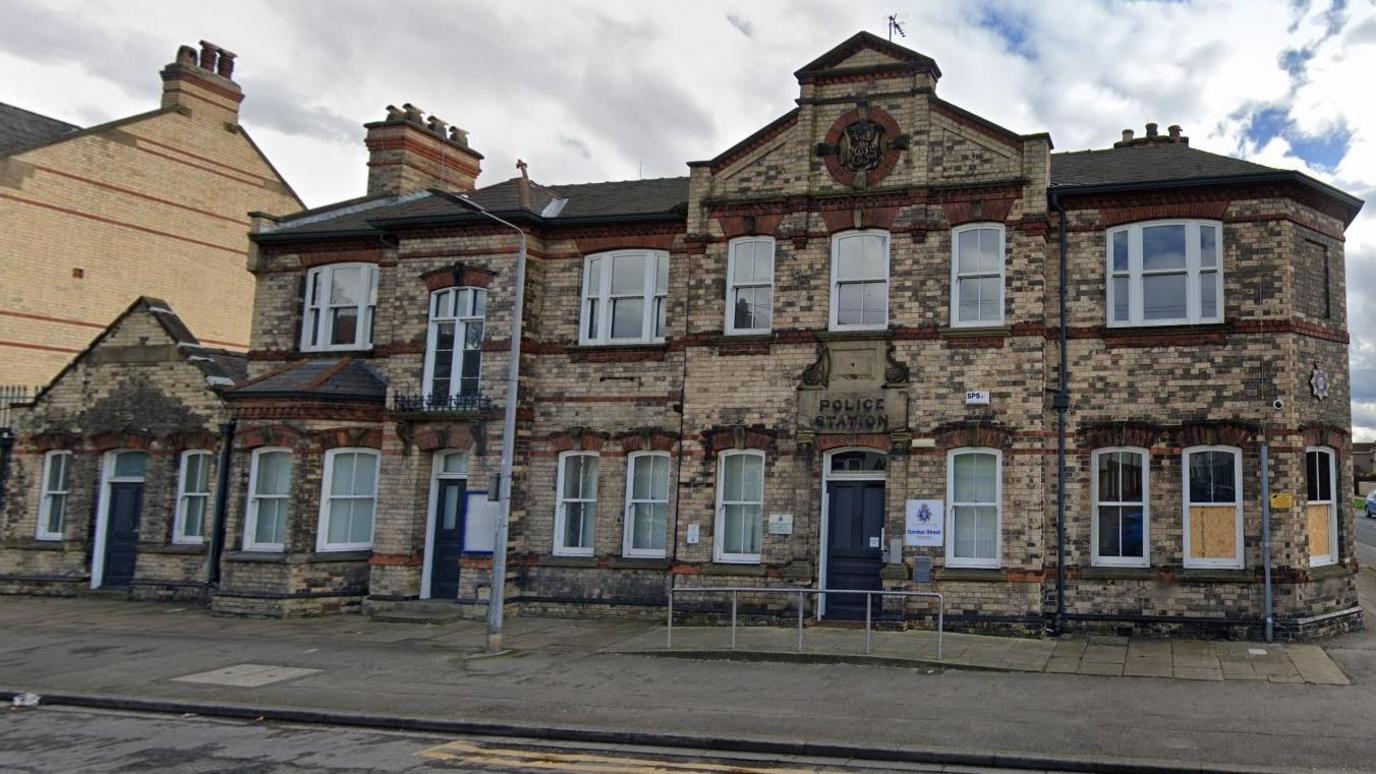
xmin=223 ymin=550 xmax=287 ymax=564
xmin=814 ymin=329 xmax=892 ymax=343
xmin=1 ymin=539 xmax=67 ymax=551
xmin=940 ymin=325 xmax=1011 ymax=338
xmin=141 ymin=544 xmax=208 ymax=556
xmin=538 ymin=556 xmax=599 ymax=569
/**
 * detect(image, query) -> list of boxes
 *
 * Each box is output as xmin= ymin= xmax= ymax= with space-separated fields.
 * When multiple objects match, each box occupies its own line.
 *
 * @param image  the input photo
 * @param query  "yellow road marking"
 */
xmin=418 ymin=739 xmax=842 ymax=773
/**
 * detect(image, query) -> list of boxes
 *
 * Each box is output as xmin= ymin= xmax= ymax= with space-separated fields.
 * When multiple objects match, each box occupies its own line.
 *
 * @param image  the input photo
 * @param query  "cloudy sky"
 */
xmin=2 ymin=0 xmax=1372 ymax=438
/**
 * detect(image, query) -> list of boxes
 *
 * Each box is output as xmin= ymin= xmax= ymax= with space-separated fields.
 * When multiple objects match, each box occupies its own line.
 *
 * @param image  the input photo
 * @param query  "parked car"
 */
xmin=1367 ymin=491 xmax=1376 ymax=517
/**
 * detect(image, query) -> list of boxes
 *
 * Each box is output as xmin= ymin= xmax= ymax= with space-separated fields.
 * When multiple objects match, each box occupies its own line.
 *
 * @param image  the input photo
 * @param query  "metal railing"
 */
xmin=666 ymin=587 xmax=944 ymax=659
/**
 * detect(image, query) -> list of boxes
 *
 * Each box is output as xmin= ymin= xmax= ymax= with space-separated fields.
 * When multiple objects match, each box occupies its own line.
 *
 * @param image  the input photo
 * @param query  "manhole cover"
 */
xmin=172 ymin=664 xmax=320 ymax=687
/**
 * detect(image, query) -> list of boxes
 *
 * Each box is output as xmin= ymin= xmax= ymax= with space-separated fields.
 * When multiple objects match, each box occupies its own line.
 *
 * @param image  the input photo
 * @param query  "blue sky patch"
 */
xmin=1243 ymin=104 xmax=1350 ymax=169
xmin=977 ymin=6 xmax=1035 ymax=58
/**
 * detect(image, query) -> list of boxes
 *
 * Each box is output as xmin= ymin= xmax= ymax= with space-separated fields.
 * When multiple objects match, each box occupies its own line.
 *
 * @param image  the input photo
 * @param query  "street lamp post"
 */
xmin=432 ymin=189 xmax=526 ymax=653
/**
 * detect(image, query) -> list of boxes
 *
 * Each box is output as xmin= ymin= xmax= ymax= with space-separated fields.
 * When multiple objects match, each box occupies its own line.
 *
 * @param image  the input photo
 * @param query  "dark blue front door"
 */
xmin=824 ymin=480 xmax=884 ymax=620
xmin=428 ymin=479 xmax=467 ymax=599
xmin=103 ymin=482 xmax=142 ymax=588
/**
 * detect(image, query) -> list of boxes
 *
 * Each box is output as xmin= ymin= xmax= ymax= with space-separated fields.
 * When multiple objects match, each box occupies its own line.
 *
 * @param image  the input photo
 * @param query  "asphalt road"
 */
xmin=1356 ymin=498 xmax=1376 ymax=567
xmin=0 ymin=706 xmax=1031 ymax=774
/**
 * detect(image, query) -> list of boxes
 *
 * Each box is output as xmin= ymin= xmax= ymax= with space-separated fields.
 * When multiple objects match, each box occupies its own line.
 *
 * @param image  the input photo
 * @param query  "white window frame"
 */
xmin=950 ymin=223 xmax=1007 ymax=328
xmin=1106 ymin=220 xmax=1223 ymax=327
xmin=554 ymin=451 xmax=598 ymax=557
xmin=1090 ymin=447 xmax=1150 ymax=568
xmin=725 ymin=237 xmax=775 ymax=335
xmin=422 ymin=286 xmax=486 ymax=402
xmin=1182 ymin=445 xmax=1244 ymax=569
xmin=316 ymin=448 xmax=381 ymax=552
xmin=1305 ymin=446 xmax=1339 ymax=567
xmin=945 ymin=448 xmax=1002 ymax=569
xmin=579 ymin=250 xmax=669 ymax=345
xmin=713 ymin=449 xmax=766 ymax=564
xmin=300 ymin=262 xmax=378 ymax=351
xmin=622 ymin=450 xmax=671 ymax=558
xmin=35 ymin=450 xmax=72 ymax=541
xmin=173 ymin=450 xmax=213 ymax=545
xmin=829 ymin=229 xmax=890 ymax=331
xmin=244 ymin=447 xmax=291 ymax=552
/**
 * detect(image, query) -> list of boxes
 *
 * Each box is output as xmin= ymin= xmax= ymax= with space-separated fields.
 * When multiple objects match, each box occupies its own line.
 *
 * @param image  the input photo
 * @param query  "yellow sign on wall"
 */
xmin=1270 ymin=492 xmax=1295 ymax=509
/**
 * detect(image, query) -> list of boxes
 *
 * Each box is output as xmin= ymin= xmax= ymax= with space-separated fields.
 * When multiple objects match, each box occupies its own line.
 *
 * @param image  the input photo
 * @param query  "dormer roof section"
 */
xmin=793 ymin=30 xmax=941 ymax=84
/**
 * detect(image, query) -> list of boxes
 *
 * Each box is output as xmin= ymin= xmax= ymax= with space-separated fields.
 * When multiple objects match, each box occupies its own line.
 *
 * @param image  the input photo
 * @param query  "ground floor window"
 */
xmin=715 ymin=450 xmax=764 ymax=563
xmin=1305 ymin=447 xmax=1338 ymax=566
xmin=555 ymin=452 xmax=598 ymax=556
xmin=245 ymin=449 xmax=291 ymax=551
xmin=36 ymin=450 xmax=72 ymax=541
xmin=1183 ymin=446 xmax=1243 ymax=569
xmin=317 ymin=449 xmax=380 ymax=551
xmin=174 ymin=450 xmax=212 ymax=544
xmin=624 ymin=451 xmax=670 ymax=557
xmin=1091 ymin=448 xmax=1148 ymax=567
xmin=946 ymin=449 xmax=1001 ymax=568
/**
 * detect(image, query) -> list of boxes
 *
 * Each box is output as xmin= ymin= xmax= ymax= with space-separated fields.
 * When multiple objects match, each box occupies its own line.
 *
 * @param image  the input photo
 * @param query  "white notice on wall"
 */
xmin=768 ymin=513 xmax=794 ymax=535
xmin=965 ymin=390 xmax=991 ymax=406
xmin=686 ymin=523 xmax=701 ymax=544
xmin=463 ymin=493 xmax=500 ymax=552
xmin=904 ymin=499 xmax=944 ymax=547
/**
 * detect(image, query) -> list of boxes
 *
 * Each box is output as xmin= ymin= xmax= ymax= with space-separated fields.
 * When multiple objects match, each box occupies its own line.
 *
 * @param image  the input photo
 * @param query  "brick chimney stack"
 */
xmin=160 ymin=41 xmax=243 ymax=122
xmin=364 ymin=104 xmax=484 ymax=197
xmin=1113 ymin=123 xmax=1189 ymax=148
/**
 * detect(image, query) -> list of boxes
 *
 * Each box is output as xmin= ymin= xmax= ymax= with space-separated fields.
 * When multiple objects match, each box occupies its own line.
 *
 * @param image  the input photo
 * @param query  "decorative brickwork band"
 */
xmin=1176 ymin=420 xmax=1258 ymax=449
xmin=932 ymin=422 xmax=1012 ymax=449
xmin=315 ymin=426 xmax=383 ymax=450
xmin=235 ymin=425 xmax=303 ymax=450
xmin=164 ymin=429 xmax=220 ymax=451
xmin=816 ymin=433 xmax=889 ymax=452
xmin=421 ymin=262 xmax=496 ymax=291
xmin=573 ymin=233 xmax=676 ymax=254
xmin=819 ymin=205 xmax=899 ymax=234
xmin=412 ymin=424 xmax=478 ymax=453
xmin=941 ymin=198 xmax=1016 ymax=226
xmin=714 ymin=214 xmax=784 ymax=239
xmin=702 ymin=425 xmax=779 ymax=455
xmin=88 ymin=431 xmax=154 ymax=452
xmin=1299 ymin=422 xmax=1350 ymax=452
xmin=548 ymin=428 xmax=610 ymax=453
xmin=1097 ymin=201 xmax=1230 ymax=228
xmin=23 ymin=431 xmax=80 ymax=453
xmin=1080 ymin=421 xmax=1161 ymax=450
xmin=616 ymin=429 xmax=680 ymax=453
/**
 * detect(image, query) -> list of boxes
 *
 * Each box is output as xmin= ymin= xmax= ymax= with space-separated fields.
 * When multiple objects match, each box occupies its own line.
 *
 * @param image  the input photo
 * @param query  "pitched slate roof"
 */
xmin=227 ymin=358 xmax=386 ymax=402
xmin=255 ymin=176 xmax=690 ymax=242
xmin=1050 ymin=144 xmax=1279 ymax=187
xmin=0 ymin=102 xmax=79 ymax=156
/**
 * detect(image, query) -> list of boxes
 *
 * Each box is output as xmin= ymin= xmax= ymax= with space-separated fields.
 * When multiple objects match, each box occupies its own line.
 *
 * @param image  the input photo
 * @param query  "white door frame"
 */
xmin=90 ymin=449 xmax=147 ymax=589
xmin=815 ymin=447 xmax=887 ymax=619
xmin=420 ymin=450 xmax=468 ymax=600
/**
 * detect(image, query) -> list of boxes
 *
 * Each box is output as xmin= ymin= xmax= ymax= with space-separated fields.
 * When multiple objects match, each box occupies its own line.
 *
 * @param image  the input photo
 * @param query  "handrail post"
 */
xmin=865 ymin=593 xmax=873 ymax=655
xmin=666 ymin=590 xmax=673 ymax=650
xmin=937 ymin=595 xmax=944 ymax=660
xmin=797 ymin=589 xmax=804 ymax=653
xmin=731 ymin=590 xmax=738 ymax=650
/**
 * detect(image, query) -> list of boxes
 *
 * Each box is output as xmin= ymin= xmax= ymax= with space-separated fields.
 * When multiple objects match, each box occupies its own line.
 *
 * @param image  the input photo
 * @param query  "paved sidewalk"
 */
xmin=0 ymin=594 xmax=1372 ymax=773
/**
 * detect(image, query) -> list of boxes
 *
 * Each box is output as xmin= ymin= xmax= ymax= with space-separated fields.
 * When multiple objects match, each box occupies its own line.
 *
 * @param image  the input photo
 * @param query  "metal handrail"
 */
xmin=666 ymin=587 xmax=944 ymax=659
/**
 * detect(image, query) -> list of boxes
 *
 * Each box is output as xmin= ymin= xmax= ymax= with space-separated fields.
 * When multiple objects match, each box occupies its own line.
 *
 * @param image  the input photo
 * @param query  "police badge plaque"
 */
xmin=818 ymin=103 xmax=906 ymax=188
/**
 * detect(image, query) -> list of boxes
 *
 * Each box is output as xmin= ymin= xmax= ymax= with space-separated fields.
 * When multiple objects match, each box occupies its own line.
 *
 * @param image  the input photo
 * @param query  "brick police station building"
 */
xmin=3 ymin=33 xmax=1365 ymax=638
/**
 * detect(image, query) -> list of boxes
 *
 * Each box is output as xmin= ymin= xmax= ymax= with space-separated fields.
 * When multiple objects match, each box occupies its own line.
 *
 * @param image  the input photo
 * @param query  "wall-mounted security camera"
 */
xmin=1272 ymin=398 xmax=1285 ymax=411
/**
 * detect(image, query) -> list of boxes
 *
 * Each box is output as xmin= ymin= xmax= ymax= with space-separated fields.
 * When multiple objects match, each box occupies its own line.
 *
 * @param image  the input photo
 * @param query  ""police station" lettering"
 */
xmin=814 ymin=397 xmax=888 ymax=431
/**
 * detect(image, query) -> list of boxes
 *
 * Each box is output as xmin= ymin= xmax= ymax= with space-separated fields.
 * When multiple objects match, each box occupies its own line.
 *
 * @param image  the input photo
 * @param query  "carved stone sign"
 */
xmin=798 ymin=391 xmax=908 ymax=434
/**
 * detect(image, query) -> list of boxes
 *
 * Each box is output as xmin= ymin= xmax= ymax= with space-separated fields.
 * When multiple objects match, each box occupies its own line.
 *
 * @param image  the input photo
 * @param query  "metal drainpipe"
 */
xmin=1050 ymin=191 xmax=1070 ymax=636
xmin=1261 ymin=439 xmax=1274 ymax=642
xmin=207 ymin=419 xmax=236 ymax=589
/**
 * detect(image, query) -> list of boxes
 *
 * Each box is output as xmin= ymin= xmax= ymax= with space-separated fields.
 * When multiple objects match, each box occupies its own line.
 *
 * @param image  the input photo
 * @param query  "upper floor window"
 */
xmin=174 ymin=450 xmax=213 ymax=545
xmin=555 ymin=451 xmax=599 ymax=556
xmin=946 ymin=449 xmax=1001 ymax=568
xmin=301 ymin=263 xmax=378 ymax=351
xmin=951 ymin=224 xmax=1005 ymax=327
xmin=423 ymin=287 xmax=486 ymax=403
xmin=623 ymin=451 xmax=671 ymax=558
xmin=1182 ymin=446 xmax=1242 ymax=569
xmin=726 ymin=237 xmax=774 ymax=335
xmin=715 ymin=450 xmax=765 ymax=563
xmin=1091 ymin=448 xmax=1148 ymax=567
xmin=245 ymin=448 xmax=291 ymax=552
xmin=830 ymin=230 xmax=889 ymax=330
xmin=36 ymin=450 xmax=72 ymax=541
xmin=1107 ymin=221 xmax=1222 ymax=327
xmin=318 ymin=448 xmax=380 ymax=552
xmin=580 ymin=251 xmax=668 ymax=345
xmin=1305 ymin=447 xmax=1338 ymax=567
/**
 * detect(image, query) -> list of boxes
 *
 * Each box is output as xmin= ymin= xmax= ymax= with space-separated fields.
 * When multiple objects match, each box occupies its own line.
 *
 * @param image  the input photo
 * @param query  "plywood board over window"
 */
xmin=1307 ymin=504 xmax=1332 ymax=558
xmin=1190 ymin=505 xmax=1238 ymax=560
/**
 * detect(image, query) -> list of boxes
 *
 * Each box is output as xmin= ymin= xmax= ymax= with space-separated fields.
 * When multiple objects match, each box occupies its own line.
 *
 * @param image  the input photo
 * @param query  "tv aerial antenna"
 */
xmin=887 ymin=13 xmax=906 ymax=41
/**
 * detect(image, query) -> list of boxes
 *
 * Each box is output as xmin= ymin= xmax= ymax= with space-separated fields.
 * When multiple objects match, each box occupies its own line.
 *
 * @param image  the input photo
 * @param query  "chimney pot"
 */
xmin=402 ymin=103 xmax=424 ymax=123
xmin=215 ymin=49 xmax=236 ymax=80
xmin=384 ymin=104 xmax=404 ymax=121
xmin=1168 ymin=124 xmax=1182 ymax=141
xmin=175 ymin=45 xmax=198 ymax=67
xmin=197 ymin=40 xmax=219 ymax=71
xmin=1145 ymin=122 xmax=1159 ymax=138
xmin=426 ymin=115 xmax=448 ymax=136
xmin=1122 ymin=129 xmax=1134 ymax=143
xmin=448 ymin=126 xmax=469 ymax=147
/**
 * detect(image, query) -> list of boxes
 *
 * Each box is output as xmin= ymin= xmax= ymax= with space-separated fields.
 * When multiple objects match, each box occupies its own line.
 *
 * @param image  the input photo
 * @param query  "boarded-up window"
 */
xmin=1184 ymin=448 xmax=1242 ymax=567
xmin=1306 ymin=448 xmax=1337 ymax=566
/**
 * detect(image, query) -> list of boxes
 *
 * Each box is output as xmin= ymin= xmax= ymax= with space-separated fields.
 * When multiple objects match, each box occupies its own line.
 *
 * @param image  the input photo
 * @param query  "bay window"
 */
xmin=830 ymin=230 xmax=889 ymax=330
xmin=951 ymin=224 xmax=1005 ymax=327
xmin=555 ymin=452 xmax=598 ymax=555
xmin=714 ymin=450 xmax=764 ymax=563
xmin=623 ymin=451 xmax=670 ymax=557
xmin=1182 ymin=446 xmax=1243 ymax=569
xmin=301 ymin=263 xmax=378 ymax=351
xmin=580 ymin=250 xmax=669 ymax=344
xmin=317 ymin=449 xmax=380 ymax=552
xmin=1107 ymin=220 xmax=1222 ymax=326
xmin=423 ymin=286 xmax=486 ymax=405
xmin=1091 ymin=448 xmax=1149 ymax=567
xmin=947 ymin=449 xmax=1001 ymax=568
xmin=726 ymin=237 xmax=774 ymax=334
